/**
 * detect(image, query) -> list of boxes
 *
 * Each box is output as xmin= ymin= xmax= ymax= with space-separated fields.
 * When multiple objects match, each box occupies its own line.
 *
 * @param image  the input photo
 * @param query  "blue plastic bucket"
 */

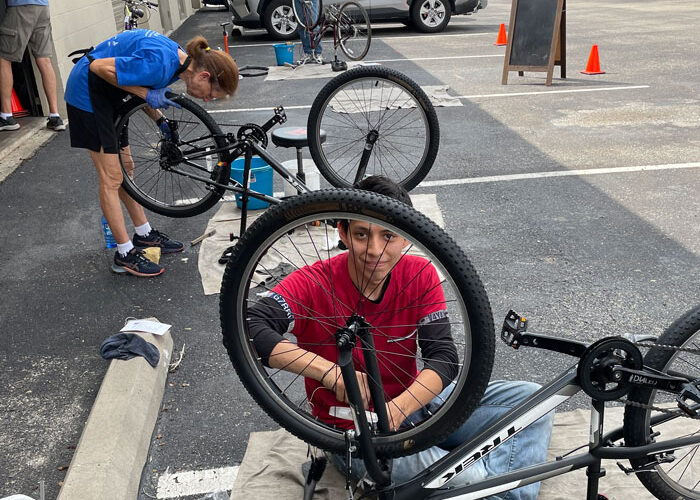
xmin=231 ymin=156 xmax=273 ymax=210
xmin=273 ymin=43 xmax=294 ymax=66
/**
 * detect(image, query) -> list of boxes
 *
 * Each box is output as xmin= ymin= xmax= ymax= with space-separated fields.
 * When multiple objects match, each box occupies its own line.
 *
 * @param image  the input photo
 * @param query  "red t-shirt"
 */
xmin=268 ymin=252 xmax=446 ymax=428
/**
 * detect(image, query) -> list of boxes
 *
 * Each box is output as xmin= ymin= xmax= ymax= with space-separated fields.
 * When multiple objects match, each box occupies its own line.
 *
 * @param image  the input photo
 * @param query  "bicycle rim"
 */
xmin=220 ymin=190 xmax=494 ymax=458
xmin=308 ymin=67 xmax=439 ymax=191
xmin=116 ymin=96 xmax=228 ymax=217
xmin=337 ymin=1 xmax=371 ymax=61
xmin=625 ymin=306 xmax=700 ymax=499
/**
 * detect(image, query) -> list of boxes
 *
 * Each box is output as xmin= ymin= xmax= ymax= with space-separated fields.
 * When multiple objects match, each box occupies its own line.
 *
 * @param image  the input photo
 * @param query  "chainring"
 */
xmin=578 ymin=337 xmax=643 ymax=401
xmin=236 ymin=123 xmax=268 ymax=148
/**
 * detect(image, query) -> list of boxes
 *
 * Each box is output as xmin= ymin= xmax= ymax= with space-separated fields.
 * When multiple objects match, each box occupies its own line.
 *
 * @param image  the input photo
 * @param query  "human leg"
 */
xmin=34 ymin=57 xmax=58 ymax=115
xmin=0 ymin=57 xmax=13 ymax=115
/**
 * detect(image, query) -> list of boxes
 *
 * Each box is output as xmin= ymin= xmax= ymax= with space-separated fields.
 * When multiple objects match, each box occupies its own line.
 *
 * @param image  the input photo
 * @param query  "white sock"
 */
xmin=134 ymin=222 xmax=152 ymax=237
xmin=0 ymin=112 xmax=12 ymax=120
xmin=49 ymin=113 xmax=60 ymax=118
xmin=117 ymin=240 xmax=134 ymax=256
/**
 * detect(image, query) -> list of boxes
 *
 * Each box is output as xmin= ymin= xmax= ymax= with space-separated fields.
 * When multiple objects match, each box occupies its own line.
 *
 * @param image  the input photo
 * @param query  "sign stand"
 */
xmin=502 ymin=0 xmax=566 ymax=86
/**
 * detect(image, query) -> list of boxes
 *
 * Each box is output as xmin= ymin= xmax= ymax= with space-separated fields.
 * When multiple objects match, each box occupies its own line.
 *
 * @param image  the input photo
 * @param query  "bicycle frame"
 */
xmin=334 ymin=319 xmax=700 ymax=500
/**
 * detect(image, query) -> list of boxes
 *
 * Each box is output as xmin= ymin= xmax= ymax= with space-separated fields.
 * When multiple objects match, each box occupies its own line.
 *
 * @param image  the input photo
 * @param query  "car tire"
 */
xmin=410 ymin=0 xmax=451 ymax=33
xmin=262 ymin=0 xmax=298 ymax=40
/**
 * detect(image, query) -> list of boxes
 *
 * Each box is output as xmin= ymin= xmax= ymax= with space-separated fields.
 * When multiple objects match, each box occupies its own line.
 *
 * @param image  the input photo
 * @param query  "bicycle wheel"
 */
xmin=292 ymin=0 xmax=322 ymax=32
xmin=308 ymin=66 xmax=439 ymax=191
xmin=337 ymin=1 xmax=371 ymax=61
xmin=115 ymin=95 xmax=229 ymax=218
xmin=623 ymin=305 xmax=700 ymax=499
xmin=220 ymin=189 xmax=494 ymax=457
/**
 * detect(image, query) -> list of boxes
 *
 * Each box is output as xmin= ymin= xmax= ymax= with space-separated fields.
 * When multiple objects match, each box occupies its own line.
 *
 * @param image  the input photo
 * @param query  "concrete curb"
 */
xmin=57 ymin=323 xmax=173 ymax=500
xmin=0 ymin=119 xmax=59 ymax=183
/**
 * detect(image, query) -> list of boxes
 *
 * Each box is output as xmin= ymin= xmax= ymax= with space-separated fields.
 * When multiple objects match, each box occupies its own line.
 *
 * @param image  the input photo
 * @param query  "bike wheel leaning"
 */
xmin=115 ymin=95 xmax=229 ymax=218
xmin=292 ymin=0 xmax=322 ymax=32
xmin=337 ymin=1 xmax=371 ymax=61
xmin=623 ymin=305 xmax=700 ymax=500
xmin=308 ymin=66 xmax=439 ymax=191
xmin=220 ymin=189 xmax=495 ymax=458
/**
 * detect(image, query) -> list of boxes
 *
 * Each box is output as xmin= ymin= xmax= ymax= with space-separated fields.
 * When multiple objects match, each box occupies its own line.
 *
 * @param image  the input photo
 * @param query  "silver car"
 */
xmin=227 ymin=0 xmax=486 ymax=40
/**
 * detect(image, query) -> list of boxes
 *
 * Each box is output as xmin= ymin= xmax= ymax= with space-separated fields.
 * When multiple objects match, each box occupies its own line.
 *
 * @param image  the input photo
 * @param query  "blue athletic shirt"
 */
xmin=64 ymin=29 xmax=182 ymax=113
xmin=7 ymin=1 xmax=49 ymax=6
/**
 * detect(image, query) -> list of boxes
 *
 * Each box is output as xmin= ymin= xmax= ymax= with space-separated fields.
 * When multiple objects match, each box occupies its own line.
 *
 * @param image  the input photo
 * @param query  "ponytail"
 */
xmin=186 ymin=36 xmax=239 ymax=96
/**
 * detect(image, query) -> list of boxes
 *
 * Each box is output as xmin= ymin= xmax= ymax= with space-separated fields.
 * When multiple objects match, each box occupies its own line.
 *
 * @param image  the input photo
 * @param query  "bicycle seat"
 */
xmin=271 ymin=126 xmax=326 ymax=149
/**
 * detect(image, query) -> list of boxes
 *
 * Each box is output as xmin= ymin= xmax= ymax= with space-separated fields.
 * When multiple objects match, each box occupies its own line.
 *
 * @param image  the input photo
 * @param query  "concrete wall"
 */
xmin=30 ymin=0 xmax=199 ymax=117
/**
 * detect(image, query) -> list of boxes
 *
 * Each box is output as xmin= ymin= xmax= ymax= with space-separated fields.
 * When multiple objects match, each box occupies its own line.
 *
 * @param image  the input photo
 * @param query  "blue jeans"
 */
xmin=294 ymin=0 xmax=321 ymax=55
xmin=332 ymin=380 xmax=554 ymax=500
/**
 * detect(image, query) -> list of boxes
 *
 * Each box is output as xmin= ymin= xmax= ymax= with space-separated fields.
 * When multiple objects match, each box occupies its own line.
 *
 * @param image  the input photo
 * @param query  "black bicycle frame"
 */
xmin=338 ymin=332 xmax=700 ymax=500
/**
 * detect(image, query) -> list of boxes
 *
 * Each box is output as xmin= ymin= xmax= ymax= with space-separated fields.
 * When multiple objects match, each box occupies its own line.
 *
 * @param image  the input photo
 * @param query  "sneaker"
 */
xmin=133 ymin=229 xmax=184 ymax=254
xmin=0 ymin=115 xmax=20 ymax=131
xmin=313 ymin=53 xmax=323 ymax=64
xmin=46 ymin=116 xmax=66 ymax=131
xmin=296 ymin=53 xmax=314 ymax=66
xmin=112 ymin=248 xmax=164 ymax=277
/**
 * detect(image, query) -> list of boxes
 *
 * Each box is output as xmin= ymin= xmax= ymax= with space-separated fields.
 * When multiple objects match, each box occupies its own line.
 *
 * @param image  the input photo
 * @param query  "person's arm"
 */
xmin=89 ymin=58 xmax=149 ymax=99
xmin=250 ymin=296 xmax=373 ymax=407
xmin=385 ymin=314 xmax=457 ymax=430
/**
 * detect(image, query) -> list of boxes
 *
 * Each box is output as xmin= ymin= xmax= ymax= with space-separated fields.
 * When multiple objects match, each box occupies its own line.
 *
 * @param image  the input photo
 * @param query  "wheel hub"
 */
xmin=159 ymin=141 xmax=183 ymax=170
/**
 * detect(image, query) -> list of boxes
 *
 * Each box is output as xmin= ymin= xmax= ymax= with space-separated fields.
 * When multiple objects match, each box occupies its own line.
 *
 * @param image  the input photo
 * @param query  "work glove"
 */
xmin=145 ymin=87 xmax=181 ymax=110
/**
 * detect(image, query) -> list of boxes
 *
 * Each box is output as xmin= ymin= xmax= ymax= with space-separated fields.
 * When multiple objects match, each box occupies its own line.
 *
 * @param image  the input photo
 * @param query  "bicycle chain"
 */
xmin=615 ymin=340 xmax=700 ymax=420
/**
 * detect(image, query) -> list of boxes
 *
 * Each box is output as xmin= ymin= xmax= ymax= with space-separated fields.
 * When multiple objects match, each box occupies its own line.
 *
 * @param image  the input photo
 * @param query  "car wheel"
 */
xmin=410 ymin=0 xmax=451 ymax=33
xmin=262 ymin=0 xmax=298 ymax=40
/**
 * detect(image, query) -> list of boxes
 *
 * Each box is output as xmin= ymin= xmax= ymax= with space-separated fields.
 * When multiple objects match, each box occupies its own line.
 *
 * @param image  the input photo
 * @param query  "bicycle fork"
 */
xmin=353 ymin=130 xmax=378 ymax=185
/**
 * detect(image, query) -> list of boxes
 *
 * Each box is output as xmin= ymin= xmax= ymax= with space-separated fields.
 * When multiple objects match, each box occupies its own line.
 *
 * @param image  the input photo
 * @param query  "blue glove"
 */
xmin=157 ymin=118 xmax=171 ymax=140
xmin=145 ymin=87 xmax=181 ymax=110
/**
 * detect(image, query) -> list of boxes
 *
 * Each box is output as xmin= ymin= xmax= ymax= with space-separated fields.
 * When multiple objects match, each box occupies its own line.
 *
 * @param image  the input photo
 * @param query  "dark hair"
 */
xmin=339 ymin=176 xmax=412 ymax=234
xmin=186 ymin=36 xmax=239 ymax=96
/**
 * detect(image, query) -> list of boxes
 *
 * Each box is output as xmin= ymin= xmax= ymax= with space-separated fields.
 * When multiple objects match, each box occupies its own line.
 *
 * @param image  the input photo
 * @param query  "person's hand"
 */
xmin=157 ymin=117 xmax=171 ymax=139
xmin=145 ymin=88 xmax=181 ymax=110
xmin=385 ymin=399 xmax=408 ymax=431
xmin=321 ymin=365 xmax=372 ymax=409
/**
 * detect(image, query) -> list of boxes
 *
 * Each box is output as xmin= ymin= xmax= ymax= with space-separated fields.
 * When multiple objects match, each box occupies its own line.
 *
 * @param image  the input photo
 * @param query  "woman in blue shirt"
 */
xmin=65 ymin=30 xmax=238 ymax=277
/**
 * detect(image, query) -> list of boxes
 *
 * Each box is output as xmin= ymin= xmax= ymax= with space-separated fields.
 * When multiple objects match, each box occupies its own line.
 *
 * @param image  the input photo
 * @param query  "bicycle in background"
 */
xmin=123 ymin=0 xmax=159 ymax=30
xmin=292 ymin=0 xmax=371 ymax=70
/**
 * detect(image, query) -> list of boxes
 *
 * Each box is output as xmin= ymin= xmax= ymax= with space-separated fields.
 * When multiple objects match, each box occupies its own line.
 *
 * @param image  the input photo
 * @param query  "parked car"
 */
xmin=227 ymin=0 xmax=486 ymax=40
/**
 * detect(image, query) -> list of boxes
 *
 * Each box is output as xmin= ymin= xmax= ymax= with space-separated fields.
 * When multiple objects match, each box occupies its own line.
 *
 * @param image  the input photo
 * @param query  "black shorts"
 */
xmin=67 ymin=71 xmax=135 ymax=154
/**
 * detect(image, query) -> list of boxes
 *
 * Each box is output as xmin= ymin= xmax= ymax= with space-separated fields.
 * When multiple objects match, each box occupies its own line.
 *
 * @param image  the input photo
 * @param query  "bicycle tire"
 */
xmin=115 ymin=95 xmax=229 ymax=218
xmin=219 ymin=189 xmax=495 ymax=457
xmin=337 ymin=1 xmax=371 ymax=61
xmin=292 ymin=0 xmax=322 ymax=32
xmin=308 ymin=66 xmax=439 ymax=191
xmin=623 ymin=304 xmax=700 ymax=500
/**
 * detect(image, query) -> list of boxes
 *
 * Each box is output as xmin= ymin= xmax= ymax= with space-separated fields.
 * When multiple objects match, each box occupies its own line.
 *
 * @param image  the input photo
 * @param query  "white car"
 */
xmin=227 ymin=0 xmax=486 ymax=40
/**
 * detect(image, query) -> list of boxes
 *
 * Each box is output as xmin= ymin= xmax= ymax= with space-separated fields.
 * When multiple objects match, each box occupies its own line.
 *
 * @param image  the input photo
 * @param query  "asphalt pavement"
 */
xmin=1 ymin=1 xmax=699 ymax=499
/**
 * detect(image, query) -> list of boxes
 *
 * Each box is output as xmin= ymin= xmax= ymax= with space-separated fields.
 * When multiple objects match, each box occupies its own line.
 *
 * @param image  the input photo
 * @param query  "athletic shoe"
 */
xmin=133 ymin=229 xmax=184 ymax=254
xmin=46 ymin=116 xmax=66 ymax=131
xmin=296 ymin=53 xmax=314 ymax=66
xmin=313 ymin=54 xmax=324 ymax=64
xmin=112 ymin=248 xmax=164 ymax=277
xmin=0 ymin=115 xmax=19 ymax=131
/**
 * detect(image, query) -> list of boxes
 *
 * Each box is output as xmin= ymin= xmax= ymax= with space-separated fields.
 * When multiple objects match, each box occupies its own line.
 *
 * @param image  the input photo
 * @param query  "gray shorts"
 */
xmin=0 ymin=5 xmax=52 ymax=62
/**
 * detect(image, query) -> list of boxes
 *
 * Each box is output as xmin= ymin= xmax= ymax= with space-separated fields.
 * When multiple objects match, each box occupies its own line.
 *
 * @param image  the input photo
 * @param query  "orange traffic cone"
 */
xmin=10 ymin=88 xmax=29 ymax=117
xmin=494 ymin=23 xmax=507 ymax=46
xmin=581 ymin=45 xmax=605 ymax=75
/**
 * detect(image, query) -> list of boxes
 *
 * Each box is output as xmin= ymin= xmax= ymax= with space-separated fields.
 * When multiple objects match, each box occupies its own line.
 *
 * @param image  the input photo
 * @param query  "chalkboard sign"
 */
xmin=502 ymin=0 xmax=566 ymax=86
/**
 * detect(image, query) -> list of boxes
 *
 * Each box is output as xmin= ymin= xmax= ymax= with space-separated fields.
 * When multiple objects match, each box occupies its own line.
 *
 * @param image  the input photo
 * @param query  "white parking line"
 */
xmin=208 ymin=85 xmax=650 ymax=114
xmin=417 ymin=162 xmax=700 ymax=188
xmin=228 ymin=31 xmax=492 ymax=49
xmin=156 ymin=466 xmax=239 ymax=498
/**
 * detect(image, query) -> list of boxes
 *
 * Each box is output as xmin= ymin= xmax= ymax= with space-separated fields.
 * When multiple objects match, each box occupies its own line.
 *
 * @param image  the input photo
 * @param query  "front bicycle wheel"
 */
xmin=308 ymin=66 xmax=439 ymax=191
xmin=220 ymin=189 xmax=494 ymax=458
xmin=292 ymin=0 xmax=322 ymax=32
xmin=623 ymin=305 xmax=700 ymax=500
xmin=115 ymin=95 xmax=229 ymax=218
xmin=337 ymin=1 xmax=371 ymax=61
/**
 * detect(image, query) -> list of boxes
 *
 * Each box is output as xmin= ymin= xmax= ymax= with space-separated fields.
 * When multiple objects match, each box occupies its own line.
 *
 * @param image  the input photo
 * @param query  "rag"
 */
xmin=100 ymin=333 xmax=160 ymax=367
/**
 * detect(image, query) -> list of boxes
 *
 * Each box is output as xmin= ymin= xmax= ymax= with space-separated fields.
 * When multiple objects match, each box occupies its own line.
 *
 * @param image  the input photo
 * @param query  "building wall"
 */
xmin=31 ymin=0 xmax=200 ymax=117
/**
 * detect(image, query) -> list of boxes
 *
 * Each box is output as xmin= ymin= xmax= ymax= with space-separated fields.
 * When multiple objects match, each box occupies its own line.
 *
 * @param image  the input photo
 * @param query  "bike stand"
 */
xmin=302 ymin=455 xmax=327 ymax=500
xmin=331 ymin=55 xmax=347 ymax=72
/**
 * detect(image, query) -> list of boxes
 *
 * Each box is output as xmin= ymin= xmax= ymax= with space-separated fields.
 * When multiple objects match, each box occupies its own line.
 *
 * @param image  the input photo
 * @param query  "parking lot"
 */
xmin=1 ymin=0 xmax=698 ymax=498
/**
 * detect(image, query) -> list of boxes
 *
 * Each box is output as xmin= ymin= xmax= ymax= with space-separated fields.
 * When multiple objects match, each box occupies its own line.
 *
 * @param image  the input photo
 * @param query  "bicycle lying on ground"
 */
xmin=115 ymin=65 xmax=438 ymax=232
xmin=217 ymin=188 xmax=700 ymax=500
xmin=292 ymin=0 xmax=371 ymax=69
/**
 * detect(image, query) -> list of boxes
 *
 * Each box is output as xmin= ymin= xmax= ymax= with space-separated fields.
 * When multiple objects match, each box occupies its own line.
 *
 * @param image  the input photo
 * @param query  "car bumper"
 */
xmin=453 ymin=0 xmax=485 ymax=15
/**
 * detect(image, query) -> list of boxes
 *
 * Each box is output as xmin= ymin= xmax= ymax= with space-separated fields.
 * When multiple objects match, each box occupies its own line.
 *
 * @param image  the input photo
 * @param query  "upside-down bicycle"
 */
xmin=217 ymin=188 xmax=700 ymax=500
xmin=115 ymin=65 xmax=439 ymax=232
